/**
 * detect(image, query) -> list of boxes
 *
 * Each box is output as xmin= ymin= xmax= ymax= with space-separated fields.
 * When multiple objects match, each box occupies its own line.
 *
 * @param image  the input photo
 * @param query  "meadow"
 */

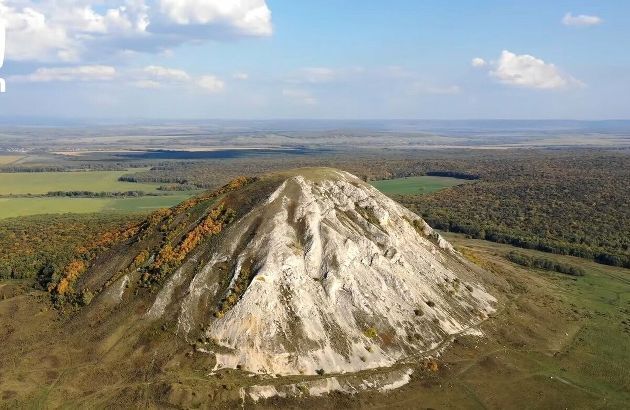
xmin=370 ymin=175 xmax=469 ymax=195
xmin=438 ymin=233 xmax=630 ymax=408
xmin=0 ymin=194 xmax=193 ymax=219
xmin=0 ymin=170 xmax=161 ymax=195
xmin=0 ymin=170 xmax=199 ymax=219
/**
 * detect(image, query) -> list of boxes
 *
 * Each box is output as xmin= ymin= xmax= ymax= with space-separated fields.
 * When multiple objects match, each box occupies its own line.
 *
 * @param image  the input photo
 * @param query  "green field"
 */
xmin=370 ymin=175 xmax=469 ymax=195
xmin=0 ymin=194 xmax=195 ymax=219
xmin=441 ymin=233 xmax=630 ymax=407
xmin=0 ymin=170 xmax=200 ymax=218
xmin=0 ymin=170 xmax=162 ymax=195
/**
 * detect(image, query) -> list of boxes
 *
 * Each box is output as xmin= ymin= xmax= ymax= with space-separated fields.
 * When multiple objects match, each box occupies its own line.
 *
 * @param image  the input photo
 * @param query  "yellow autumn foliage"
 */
xmin=53 ymin=259 xmax=87 ymax=295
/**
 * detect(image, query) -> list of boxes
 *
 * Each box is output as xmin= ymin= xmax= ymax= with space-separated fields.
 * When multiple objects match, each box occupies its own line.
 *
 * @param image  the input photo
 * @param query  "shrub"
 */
xmin=506 ymin=251 xmax=585 ymax=276
xmin=364 ymin=327 xmax=378 ymax=339
xmin=80 ymin=289 xmax=94 ymax=305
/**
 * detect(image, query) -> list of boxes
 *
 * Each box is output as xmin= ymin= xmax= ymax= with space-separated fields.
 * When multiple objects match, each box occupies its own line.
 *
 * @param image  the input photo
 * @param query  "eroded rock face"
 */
xmin=149 ymin=169 xmax=496 ymax=375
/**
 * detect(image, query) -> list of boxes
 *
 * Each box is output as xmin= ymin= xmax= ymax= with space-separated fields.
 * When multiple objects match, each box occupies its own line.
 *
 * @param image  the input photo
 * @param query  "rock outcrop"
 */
xmin=145 ymin=168 xmax=496 ymax=375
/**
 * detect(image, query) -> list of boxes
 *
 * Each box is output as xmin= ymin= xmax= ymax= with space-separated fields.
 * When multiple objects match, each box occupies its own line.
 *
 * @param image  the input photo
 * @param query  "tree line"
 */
xmin=505 ymin=251 xmax=585 ymax=276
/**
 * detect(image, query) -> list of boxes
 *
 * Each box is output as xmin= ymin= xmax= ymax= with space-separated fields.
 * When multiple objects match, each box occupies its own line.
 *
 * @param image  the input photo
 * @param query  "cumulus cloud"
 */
xmin=12 ymin=63 xmax=224 ymax=92
xmin=0 ymin=0 xmax=272 ymax=62
xmin=197 ymin=75 xmax=225 ymax=92
xmin=471 ymin=57 xmax=486 ymax=68
xmin=478 ymin=50 xmax=582 ymax=90
xmin=143 ymin=65 xmax=190 ymax=81
xmin=0 ymin=0 xmax=149 ymax=61
xmin=159 ymin=0 xmax=272 ymax=36
xmin=130 ymin=66 xmax=224 ymax=92
xmin=562 ymin=12 xmax=602 ymax=27
xmin=11 ymin=65 xmax=117 ymax=82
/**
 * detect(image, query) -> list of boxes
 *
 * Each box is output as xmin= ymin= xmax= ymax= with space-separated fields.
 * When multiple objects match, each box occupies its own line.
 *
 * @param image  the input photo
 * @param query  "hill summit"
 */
xmin=64 ymin=168 xmax=496 ymax=376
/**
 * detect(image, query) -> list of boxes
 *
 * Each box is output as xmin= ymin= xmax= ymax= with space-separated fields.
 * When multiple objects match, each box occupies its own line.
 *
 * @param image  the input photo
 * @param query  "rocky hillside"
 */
xmin=55 ymin=168 xmax=496 ymax=377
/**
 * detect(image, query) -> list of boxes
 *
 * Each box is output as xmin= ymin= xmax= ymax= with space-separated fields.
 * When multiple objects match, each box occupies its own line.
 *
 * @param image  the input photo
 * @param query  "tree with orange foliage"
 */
xmin=52 ymin=259 xmax=86 ymax=295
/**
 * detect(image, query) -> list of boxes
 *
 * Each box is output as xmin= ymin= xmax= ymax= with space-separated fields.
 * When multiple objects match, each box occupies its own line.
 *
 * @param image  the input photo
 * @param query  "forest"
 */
xmin=0 ymin=149 xmax=628 ymax=282
xmin=0 ymin=214 xmax=142 ymax=282
xmin=394 ymin=153 xmax=629 ymax=268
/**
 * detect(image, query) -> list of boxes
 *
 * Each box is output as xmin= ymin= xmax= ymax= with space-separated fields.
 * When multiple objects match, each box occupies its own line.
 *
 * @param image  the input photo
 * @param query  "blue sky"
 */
xmin=0 ymin=0 xmax=628 ymax=119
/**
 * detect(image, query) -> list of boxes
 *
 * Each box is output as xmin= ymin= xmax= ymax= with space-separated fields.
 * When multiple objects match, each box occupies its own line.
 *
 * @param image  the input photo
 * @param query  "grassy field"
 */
xmin=0 ymin=170 xmax=162 ymax=195
xmin=0 ymin=193 xmax=194 ymax=219
xmin=0 ymin=169 xmax=200 ymax=218
xmin=370 ymin=175 xmax=469 ymax=195
xmin=438 ymin=233 xmax=630 ymax=408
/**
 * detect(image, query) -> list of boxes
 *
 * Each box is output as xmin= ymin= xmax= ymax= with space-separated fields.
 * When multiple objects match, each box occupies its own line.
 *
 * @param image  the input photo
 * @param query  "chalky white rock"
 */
xmin=149 ymin=168 xmax=496 ymax=375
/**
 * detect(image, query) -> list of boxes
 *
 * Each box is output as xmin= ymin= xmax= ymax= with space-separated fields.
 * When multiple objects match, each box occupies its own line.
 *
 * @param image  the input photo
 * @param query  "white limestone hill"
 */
xmin=144 ymin=168 xmax=496 ymax=376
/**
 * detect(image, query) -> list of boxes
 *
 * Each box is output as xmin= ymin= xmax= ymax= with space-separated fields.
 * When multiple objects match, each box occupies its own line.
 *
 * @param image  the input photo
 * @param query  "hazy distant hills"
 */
xmin=1 ymin=119 xmax=629 ymax=153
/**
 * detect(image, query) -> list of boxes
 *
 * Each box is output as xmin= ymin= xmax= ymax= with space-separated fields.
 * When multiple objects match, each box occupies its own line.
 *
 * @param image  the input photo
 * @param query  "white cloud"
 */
xmin=562 ymin=12 xmax=602 ymax=27
xmin=159 ymin=0 xmax=272 ymax=35
xmin=0 ymin=0 xmax=149 ymax=61
xmin=132 ymin=66 xmax=224 ymax=91
xmin=12 ymin=63 xmax=225 ymax=93
xmin=487 ymin=50 xmax=582 ymax=90
xmin=0 ymin=5 xmax=76 ymax=61
xmin=143 ymin=65 xmax=190 ymax=81
xmin=471 ymin=57 xmax=487 ymax=68
xmin=282 ymin=88 xmax=317 ymax=105
xmin=197 ymin=75 xmax=225 ymax=92
xmin=11 ymin=65 xmax=117 ymax=82
xmin=0 ymin=0 xmax=272 ymax=63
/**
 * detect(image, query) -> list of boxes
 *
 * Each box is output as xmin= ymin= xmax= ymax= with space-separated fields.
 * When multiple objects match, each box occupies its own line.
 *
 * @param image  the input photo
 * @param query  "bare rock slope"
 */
xmin=143 ymin=168 xmax=496 ymax=375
